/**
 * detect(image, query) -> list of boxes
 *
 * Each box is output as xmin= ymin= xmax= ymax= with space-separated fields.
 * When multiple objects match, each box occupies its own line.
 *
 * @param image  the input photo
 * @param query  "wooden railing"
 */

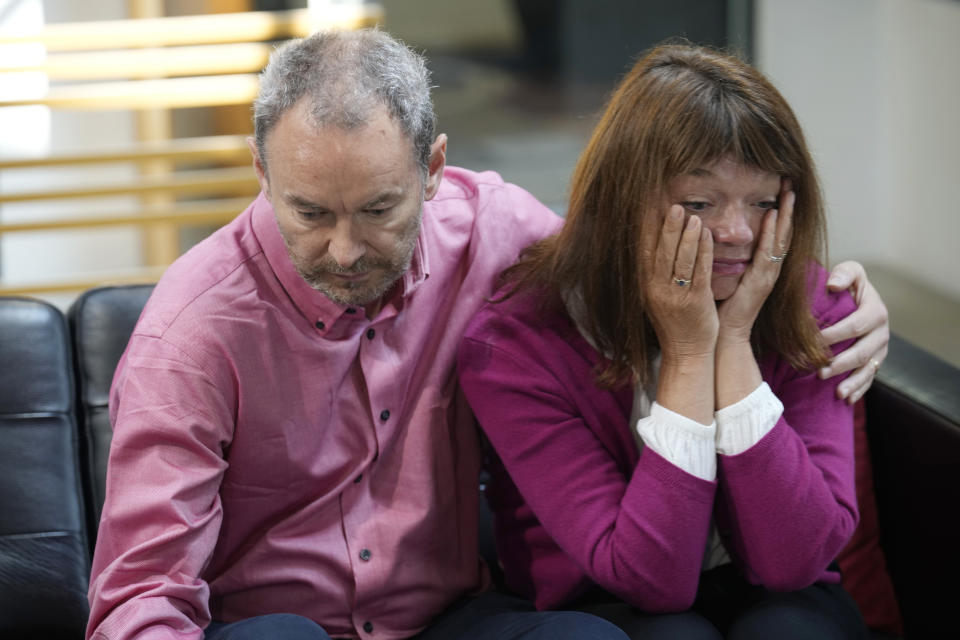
xmin=0 ymin=5 xmax=384 ymax=296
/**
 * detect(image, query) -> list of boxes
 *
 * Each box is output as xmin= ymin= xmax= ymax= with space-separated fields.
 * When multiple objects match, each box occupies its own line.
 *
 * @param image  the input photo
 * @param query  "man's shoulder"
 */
xmin=424 ymin=166 xmax=562 ymax=269
xmin=136 ymin=205 xmax=267 ymax=340
xmin=431 ymin=165 xmax=509 ymax=200
xmin=430 ymin=166 xmax=562 ymax=228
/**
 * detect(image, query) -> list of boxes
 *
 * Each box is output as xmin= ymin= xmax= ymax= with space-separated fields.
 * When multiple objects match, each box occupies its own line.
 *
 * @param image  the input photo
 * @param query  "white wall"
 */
xmin=756 ymin=0 xmax=960 ymax=300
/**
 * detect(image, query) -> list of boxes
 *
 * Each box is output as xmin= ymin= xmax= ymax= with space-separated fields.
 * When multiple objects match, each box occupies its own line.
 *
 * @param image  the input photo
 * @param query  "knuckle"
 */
xmin=851 ymin=317 xmax=868 ymax=336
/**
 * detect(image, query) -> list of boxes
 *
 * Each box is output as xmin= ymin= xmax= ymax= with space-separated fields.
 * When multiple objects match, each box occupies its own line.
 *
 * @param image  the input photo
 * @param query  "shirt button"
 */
xmin=379 ymin=409 xmax=390 ymax=421
xmin=366 ymin=328 xmax=375 ymax=340
xmin=359 ymin=548 xmax=372 ymax=561
xmin=315 ymin=321 xmax=325 ymax=330
xmin=363 ymin=621 xmax=374 ymax=633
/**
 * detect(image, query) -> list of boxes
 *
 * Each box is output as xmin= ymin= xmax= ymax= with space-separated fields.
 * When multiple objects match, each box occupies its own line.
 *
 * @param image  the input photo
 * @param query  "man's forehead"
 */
xmin=277 ymin=98 xmax=406 ymax=143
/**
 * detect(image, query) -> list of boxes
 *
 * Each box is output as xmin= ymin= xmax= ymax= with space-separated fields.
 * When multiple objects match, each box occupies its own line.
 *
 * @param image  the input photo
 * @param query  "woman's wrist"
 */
xmin=658 ymin=350 xmax=716 ymax=425
xmin=716 ymin=326 xmax=752 ymax=349
xmin=660 ymin=339 xmax=717 ymax=364
xmin=714 ymin=339 xmax=762 ymax=409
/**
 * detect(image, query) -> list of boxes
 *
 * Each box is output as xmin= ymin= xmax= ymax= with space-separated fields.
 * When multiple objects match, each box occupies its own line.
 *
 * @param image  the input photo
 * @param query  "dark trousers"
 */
xmin=575 ymin=564 xmax=870 ymax=640
xmin=204 ymin=590 xmax=629 ymax=640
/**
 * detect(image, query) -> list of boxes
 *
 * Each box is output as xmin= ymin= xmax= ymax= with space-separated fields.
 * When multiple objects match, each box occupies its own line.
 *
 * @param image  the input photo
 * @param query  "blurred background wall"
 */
xmin=756 ymin=0 xmax=960 ymax=310
xmin=1 ymin=0 xmax=957 ymax=362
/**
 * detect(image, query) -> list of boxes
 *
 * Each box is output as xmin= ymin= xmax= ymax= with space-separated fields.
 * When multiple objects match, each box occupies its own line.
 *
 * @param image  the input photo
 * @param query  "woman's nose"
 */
xmin=709 ymin=205 xmax=755 ymax=246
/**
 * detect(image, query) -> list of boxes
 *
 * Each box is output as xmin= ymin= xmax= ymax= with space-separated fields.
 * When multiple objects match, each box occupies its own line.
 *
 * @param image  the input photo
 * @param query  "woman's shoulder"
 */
xmin=460 ymin=286 xmax=594 ymax=367
xmin=805 ymin=262 xmax=858 ymax=330
xmin=464 ymin=283 xmax=565 ymax=342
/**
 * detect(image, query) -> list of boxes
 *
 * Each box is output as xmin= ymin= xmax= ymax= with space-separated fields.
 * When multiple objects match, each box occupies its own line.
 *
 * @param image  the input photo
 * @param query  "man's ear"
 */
xmin=423 ymin=133 xmax=447 ymax=201
xmin=247 ymin=136 xmax=271 ymax=200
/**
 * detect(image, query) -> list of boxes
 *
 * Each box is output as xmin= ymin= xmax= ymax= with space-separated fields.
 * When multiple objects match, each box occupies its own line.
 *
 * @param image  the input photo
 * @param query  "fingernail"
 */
xmin=818 ymin=367 xmax=830 ymax=379
xmin=838 ymin=383 xmax=850 ymax=397
xmin=827 ymin=275 xmax=842 ymax=287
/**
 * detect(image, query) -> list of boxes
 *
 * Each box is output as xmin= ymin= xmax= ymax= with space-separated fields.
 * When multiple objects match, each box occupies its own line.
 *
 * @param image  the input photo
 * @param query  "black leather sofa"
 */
xmin=1 ymin=285 xmax=958 ymax=639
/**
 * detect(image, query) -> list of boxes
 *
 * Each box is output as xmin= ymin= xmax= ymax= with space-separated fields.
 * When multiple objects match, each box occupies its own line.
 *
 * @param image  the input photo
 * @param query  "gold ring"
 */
xmin=870 ymin=358 xmax=880 ymax=373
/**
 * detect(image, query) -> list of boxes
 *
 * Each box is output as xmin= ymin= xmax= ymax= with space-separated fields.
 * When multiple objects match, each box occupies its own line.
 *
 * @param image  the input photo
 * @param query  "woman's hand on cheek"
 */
xmin=717 ymin=183 xmax=794 ymax=344
xmin=641 ymin=205 xmax=719 ymax=361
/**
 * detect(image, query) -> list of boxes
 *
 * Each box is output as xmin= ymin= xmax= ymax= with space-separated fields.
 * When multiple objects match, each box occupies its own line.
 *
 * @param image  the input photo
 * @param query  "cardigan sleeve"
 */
xmin=636 ymin=402 xmax=717 ymax=481
xmin=714 ymin=274 xmax=860 ymax=591
xmin=458 ymin=304 xmax=716 ymax=612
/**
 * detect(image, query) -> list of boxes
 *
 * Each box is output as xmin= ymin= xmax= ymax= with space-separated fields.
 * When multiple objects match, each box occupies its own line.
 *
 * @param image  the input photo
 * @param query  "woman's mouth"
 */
xmin=712 ymin=259 xmax=748 ymax=276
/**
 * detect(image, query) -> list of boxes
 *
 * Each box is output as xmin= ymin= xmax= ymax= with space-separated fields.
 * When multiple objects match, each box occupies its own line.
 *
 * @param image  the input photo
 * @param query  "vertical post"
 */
xmin=129 ymin=0 xmax=178 ymax=268
xmin=727 ymin=0 xmax=755 ymax=62
xmin=207 ymin=0 xmax=255 ymax=139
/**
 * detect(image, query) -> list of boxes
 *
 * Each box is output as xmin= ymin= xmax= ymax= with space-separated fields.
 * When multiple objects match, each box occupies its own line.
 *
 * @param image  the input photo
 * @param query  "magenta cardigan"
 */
xmin=457 ymin=265 xmax=859 ymax=613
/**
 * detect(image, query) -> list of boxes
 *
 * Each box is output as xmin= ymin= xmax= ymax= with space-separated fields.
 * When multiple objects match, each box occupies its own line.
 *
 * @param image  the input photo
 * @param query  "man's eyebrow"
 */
xmin=284 ymin=194 xmax=325 ymax=210
xmin=283 ymin=188 xmax=404 ymax=211
xmin=361 ymin=188 xmax=403 ymax=209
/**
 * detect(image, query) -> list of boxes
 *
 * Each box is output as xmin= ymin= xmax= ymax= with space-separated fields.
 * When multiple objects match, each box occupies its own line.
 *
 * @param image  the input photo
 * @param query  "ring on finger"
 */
xmin=870 ymin=358 xmax=880 ymax=373
xmin=768 ymin=251 xmax=788 ymax=263
xmin=672 ymin=276 xmax=691 ymax=287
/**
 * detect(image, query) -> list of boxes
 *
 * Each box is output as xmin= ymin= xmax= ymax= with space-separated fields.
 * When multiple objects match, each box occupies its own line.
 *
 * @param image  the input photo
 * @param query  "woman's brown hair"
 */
xmin=502 ymin=43 xmax=830 ymax=386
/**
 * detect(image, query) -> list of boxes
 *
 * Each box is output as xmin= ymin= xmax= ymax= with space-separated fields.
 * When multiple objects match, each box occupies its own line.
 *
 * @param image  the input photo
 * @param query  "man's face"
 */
xmin=252 ymin=100 xmax=445 ymax=310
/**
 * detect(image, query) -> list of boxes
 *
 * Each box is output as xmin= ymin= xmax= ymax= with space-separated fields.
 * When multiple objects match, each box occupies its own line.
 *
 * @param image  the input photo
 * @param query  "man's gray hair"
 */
xmin=253 ymin=29 xmax=436 ymax=175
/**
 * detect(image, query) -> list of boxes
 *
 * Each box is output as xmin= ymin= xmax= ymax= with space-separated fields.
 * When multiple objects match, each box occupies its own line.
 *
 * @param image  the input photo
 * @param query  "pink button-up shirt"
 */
xmin=86 ymin=167 xmax=561 ymax=640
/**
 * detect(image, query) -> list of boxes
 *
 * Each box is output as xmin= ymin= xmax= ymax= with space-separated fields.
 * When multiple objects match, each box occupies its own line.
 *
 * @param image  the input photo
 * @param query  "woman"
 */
xmin=457 ymin=44 xmax=869 ymax=639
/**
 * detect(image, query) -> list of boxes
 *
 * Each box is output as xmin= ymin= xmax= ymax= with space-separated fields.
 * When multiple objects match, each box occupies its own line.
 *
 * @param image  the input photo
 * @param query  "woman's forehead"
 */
xmin=671 ymin=157 xmax=780 ymax=189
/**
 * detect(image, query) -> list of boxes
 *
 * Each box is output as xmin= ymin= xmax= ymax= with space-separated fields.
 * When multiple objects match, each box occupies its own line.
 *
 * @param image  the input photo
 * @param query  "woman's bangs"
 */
xmin=728 ymin=99 xmax=793 ymax=176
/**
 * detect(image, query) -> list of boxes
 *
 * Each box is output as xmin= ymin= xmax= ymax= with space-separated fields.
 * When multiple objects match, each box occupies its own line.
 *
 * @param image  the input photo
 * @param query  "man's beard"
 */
xmin=286 ymin=209 xmax=422 ymax=307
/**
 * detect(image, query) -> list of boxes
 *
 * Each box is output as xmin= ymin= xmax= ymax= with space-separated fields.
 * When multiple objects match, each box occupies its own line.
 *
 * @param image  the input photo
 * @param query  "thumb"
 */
xmin=827 ymin=260 xmax=859 ymax=291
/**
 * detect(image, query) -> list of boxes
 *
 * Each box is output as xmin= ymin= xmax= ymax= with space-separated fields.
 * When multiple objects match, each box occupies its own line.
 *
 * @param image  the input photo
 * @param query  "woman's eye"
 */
xmin=756 ymin=200 xmax=778 ymax=210
xmin=681 ymin=201 xmax=709 ymax=212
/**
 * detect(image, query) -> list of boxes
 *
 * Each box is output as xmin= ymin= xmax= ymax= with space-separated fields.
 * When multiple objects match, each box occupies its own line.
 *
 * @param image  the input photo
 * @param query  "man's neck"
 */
xmin=364 ymin=279 xmax=402 ymax=319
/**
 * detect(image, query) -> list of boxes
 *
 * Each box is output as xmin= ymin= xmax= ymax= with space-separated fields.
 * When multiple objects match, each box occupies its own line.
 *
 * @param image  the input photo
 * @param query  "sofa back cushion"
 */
xmin=68 ymin=284 xmax=155 ymax=548
xmin=0 ymin=297 xmax=91 ymax=638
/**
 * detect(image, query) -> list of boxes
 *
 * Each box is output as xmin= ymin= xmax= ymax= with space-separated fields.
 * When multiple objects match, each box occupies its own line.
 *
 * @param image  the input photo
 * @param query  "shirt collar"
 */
xmin=251 ymin=192 xmax=430 ymax=328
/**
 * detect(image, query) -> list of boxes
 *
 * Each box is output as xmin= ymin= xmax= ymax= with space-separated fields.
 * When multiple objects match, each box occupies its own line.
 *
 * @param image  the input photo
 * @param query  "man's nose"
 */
xmin=710 ymin=205 xmax=754 ymax=245
xmin=327 ymin=219 xmax=366 ymax=267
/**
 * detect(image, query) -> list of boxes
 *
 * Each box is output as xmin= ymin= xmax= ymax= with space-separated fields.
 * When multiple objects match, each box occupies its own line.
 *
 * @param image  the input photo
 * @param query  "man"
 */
xmin=86 ymin=30 xmax=888 ymax=640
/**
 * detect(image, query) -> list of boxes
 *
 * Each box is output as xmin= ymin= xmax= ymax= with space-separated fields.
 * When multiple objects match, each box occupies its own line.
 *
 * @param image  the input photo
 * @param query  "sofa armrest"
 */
xmin=865 ymin=334 xmax=960 ymax=639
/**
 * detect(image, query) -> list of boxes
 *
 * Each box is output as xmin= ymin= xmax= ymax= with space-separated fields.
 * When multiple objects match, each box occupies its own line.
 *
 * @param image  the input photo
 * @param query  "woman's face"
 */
xmin=663 ymin=156 xmax=782 ymax=301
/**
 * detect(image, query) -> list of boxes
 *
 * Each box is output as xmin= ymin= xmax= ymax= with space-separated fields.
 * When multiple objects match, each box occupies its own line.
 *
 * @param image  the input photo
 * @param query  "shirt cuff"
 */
xmin=715 ymin=382 xmax=784 ymax=456
xmin=636 ymin=402 xmax=717 ymax=481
